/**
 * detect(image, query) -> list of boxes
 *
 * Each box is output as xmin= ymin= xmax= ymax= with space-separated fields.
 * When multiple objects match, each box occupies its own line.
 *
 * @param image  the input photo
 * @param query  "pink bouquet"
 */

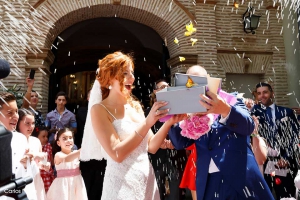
xmin=179 ymin=114 xmax=213 ymax=140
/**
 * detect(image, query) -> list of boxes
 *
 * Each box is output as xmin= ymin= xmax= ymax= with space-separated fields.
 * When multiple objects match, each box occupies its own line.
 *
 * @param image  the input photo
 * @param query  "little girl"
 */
xmin=17 ymin=108 xmax=49 ymax=200
xmin=47 ymin=128 xmax=87 ymax=200
xmin=32 ymin=126 xmax=55 ymax=192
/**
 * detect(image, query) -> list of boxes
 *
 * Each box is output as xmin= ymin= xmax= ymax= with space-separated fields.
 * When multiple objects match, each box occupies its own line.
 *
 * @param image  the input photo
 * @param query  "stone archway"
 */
xmin=26 ymin=0 xmax=198 ymax=113
xmin=33 ymin=0 xmax=197 ymax=58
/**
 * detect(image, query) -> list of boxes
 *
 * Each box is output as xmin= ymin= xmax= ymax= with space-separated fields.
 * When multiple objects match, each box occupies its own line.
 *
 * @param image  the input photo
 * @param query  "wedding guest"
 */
xmin=16 ymin=108 xmax=48 ymax=200
xmin=45 ymin=91 xmax=77 ymax=144
xmin=244 ymin=98 xmax=268 ymax=175
xmin=22 ymin=77 xmax=45 ymax=128
xmin=31 ymin=126 xmax=55 ymax=192
xmin=75 ymin=89 xmax=90 ymax=148
xmin=146 ymin=79 xmax=187 ymax=200
xmin=0 ymin=92 xmax=30 ymax=199
xmin=252 ymin=82 xmax=300 ymax=199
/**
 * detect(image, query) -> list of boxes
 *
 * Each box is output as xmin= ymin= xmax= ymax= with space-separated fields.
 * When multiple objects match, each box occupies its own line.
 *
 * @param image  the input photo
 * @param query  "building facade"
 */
xmin=0 ymin=0 xmax=299 ymax=115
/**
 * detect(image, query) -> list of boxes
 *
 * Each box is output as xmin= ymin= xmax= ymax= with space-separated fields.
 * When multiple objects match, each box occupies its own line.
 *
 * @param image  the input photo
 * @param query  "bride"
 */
xmin=83 ymin=51 xmax=184 ymax=200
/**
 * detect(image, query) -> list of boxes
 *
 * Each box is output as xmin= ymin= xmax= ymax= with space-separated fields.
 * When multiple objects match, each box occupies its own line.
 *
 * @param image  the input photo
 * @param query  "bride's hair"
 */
xmin=97 ymin=51 xmax=142 ymax=112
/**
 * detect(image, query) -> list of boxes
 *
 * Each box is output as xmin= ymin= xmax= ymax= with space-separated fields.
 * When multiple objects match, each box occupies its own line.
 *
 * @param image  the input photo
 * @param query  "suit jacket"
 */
xmin=169 ymin=98 xmax=274 ymax=200
xmin=252 ymin=104 xmax=300 ymax=170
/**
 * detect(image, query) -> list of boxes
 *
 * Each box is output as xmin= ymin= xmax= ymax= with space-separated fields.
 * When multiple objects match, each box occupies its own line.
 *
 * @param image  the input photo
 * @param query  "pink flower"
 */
xmin=179 ymin=114 xmax=213 ymax=140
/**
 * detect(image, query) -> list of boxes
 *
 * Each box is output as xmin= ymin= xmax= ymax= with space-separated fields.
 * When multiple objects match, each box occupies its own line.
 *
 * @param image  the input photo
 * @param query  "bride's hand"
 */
xmin=165 ymin=114 xmax=188 ymax=127
xmin=146 ymin=101 xmax=169 ymax=127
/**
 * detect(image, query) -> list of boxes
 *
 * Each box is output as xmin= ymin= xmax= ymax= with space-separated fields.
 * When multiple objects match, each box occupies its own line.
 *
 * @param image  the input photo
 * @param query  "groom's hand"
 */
xmin=199 ymin=91 xmax=231 ymax=118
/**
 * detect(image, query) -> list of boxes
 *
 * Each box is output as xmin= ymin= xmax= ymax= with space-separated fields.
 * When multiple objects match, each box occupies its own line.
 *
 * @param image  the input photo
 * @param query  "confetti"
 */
xmin=179 ymin=57 xmax=186 ymax=62
xmin=58 ymin=36 xmax=64 ymax=42
xmin=184 ymin=31 xmax=192 ymax=36
xmin=174 ymin=37 xmax=179 ymax=44
xmin=190 ymin=38 xmax=197 ymax=46
xmin=169 ymin=1 xmax=173 ymax=12
xmin=234 ymin=2 xmax=239 ymax=8
xmin=270 ymin=171 xmax=275 ymax=176
xmin=185 ymin=22 xmax=196 ymax=36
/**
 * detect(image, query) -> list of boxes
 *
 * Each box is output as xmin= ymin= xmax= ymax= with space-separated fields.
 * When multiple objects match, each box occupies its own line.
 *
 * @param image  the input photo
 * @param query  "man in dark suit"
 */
xmin=252 ymin=82 xmax=300 ymax=199
xmin=75 ymin=90 xmax=90 ymax=148
xmin=168 ymin=65 xmax=274 ymax=200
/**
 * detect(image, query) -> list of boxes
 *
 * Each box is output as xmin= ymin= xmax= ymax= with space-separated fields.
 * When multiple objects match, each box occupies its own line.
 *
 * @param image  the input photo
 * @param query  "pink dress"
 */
xmin=47 ymin=154 xmax=87 ymax=200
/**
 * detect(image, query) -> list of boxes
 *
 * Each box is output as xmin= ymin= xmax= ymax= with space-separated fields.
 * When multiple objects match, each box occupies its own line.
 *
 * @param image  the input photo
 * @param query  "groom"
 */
xmin=168 ymin=65 xmax=274 ymax=200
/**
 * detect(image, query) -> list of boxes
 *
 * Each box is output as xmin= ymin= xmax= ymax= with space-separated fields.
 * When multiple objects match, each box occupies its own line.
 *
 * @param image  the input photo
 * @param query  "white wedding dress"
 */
xmin=101 ymin=106 xmax=160 ymax=200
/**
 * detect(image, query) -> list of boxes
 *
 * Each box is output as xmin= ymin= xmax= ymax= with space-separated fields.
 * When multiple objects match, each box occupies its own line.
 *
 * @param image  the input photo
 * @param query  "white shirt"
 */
xmin=269 ymin=103 xmax=276 ymax=124
xmin=11 ymin=132 xmax=28 ymax=178
xmin=208 ymin=108 xmax=232 ymax=173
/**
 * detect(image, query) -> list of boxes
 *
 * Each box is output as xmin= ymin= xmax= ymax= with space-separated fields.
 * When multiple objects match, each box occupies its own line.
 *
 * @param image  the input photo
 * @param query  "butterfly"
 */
xmin=184 ymin=22 xmax=197 ymax=36
xmin=190 ymin=38 xmax=198 ymax=46
xmin=186 ymin=76 xmax=198 ymax=88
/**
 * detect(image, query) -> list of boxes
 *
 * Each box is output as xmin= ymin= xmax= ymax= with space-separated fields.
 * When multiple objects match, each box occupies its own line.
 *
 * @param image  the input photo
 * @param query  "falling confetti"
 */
xmin=38 ymin=67 xmax=47 ymax=75
xmin=185 ymin=22 xmax=196 ymax=36
xmin=270 ymin=171 xmax=275 ymax=176
xmin=174 ymin=37 xmax=179 ymax=44
xmin=58 ymin=36 xmax=64 ymax=42
xmin=190 ymin=38 xmax=198 ymax=46
xmin=179 ymin=57 xmax=186 ymax=62
xmin=169 ymin=0 xmax=173 ymax=12
xmin=234 ymin=2 xmax=239 ymax=8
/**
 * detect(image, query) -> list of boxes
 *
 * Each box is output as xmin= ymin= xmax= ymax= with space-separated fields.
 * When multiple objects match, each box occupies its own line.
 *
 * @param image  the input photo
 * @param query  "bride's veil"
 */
xmin=80 ymin=72 xmax=107 ymax=161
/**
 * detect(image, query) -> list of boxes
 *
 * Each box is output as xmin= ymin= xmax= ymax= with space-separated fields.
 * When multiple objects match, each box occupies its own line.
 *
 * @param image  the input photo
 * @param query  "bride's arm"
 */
xmin=147 ymin=115 xmax=186 ymax=154
xmin=91 ymin=102 xmax=168 ymax=163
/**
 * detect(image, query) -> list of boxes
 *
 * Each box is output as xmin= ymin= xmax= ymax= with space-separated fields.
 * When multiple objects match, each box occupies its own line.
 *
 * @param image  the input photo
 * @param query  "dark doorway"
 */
xmin=48 ymin=17 xmax=170 ymax=112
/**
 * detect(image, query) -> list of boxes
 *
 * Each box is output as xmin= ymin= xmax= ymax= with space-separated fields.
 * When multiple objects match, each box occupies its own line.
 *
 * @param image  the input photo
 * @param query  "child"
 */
xmin=16 ymin=108 xmax=48 ymax=200
xmin=47 ymin=128 xmax=87 ymax=200
xmin=32 ymin=126 xmax=55 ymax=192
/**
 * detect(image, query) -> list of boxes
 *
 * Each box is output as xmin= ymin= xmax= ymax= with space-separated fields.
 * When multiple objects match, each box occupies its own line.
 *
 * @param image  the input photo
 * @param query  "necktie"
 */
xmin=266 ymin=106 xmax=274 ymax=126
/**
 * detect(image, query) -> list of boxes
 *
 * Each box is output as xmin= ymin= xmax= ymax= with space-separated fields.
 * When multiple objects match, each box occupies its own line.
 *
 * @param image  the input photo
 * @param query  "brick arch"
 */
xmin=33 ymin=0 xmax=197 ymax=58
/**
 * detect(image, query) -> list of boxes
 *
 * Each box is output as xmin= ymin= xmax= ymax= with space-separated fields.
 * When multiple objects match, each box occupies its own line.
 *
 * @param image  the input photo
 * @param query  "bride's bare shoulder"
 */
xmin=91 ymin=103 xmax=106 ymax=113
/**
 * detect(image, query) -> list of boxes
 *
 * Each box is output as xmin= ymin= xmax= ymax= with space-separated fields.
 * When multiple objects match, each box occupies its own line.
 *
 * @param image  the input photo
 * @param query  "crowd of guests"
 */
xmin=0 ymin=51 xmax=299 ymax=200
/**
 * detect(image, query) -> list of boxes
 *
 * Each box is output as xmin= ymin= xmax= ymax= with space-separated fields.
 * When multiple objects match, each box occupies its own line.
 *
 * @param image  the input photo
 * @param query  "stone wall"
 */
xmin=0 ymin=0 xmax=291 ymax=115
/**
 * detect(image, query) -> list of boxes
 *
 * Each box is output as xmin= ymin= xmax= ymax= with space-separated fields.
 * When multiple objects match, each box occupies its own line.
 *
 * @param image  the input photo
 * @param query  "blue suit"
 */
xmin=252 ymin=104 xmax=300 ymax=199
xmin=169 ymin=98 xmax=274 ymax=200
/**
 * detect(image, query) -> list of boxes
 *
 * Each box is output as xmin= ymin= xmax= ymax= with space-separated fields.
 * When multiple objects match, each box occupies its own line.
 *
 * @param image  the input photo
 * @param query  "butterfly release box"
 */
xmin=156 ymin=73 xmax=208 ymax=115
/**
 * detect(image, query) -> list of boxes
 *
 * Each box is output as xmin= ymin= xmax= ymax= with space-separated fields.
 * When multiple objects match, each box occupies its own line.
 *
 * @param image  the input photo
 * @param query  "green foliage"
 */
xmin=6 ymin=84 xmax=23 ymax=108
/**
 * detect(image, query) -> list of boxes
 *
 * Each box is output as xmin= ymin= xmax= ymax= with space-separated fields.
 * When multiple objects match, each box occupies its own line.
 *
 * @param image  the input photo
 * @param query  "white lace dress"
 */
xmin=101 ymin=117 xmax=160 ymax=200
